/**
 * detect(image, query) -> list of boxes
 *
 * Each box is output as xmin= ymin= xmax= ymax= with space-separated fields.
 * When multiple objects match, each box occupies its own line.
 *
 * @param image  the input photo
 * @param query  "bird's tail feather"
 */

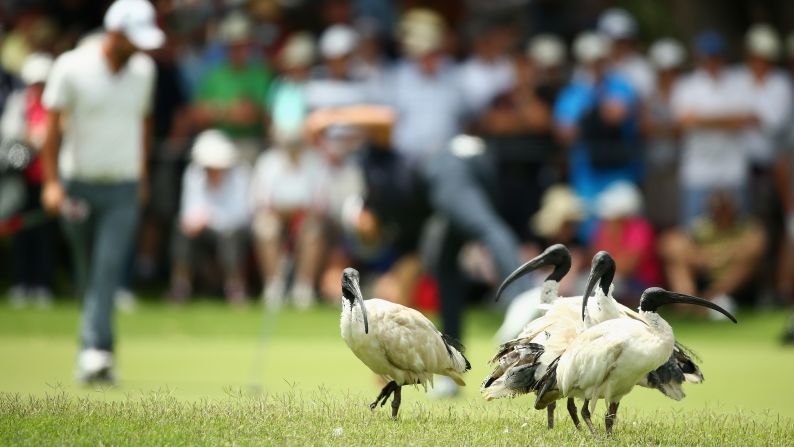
xmin=441 ymin=333 xmax=471 ymax=373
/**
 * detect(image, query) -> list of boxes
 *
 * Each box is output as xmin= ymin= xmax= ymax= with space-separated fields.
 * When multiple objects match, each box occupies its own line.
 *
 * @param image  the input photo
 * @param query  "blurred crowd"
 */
xmin=2 ymin=1 xmax=794 ymax=341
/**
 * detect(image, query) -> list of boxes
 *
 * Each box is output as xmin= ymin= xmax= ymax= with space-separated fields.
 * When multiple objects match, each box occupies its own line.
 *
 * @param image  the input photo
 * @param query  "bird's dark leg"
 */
xmin=546 ymin=401 xmax=556 ymax=429
xmin=567 ymin=398 xmax=581 ymax=430
xmin=370 ymin=381 xmax=397 ymax=411
xmin=581 ymin=399 xmax=597 ymax=436
xmin=390 ymin=386 xmax=402 ymax=420
xmin=605 ymin=401 xmax=619 ymax=437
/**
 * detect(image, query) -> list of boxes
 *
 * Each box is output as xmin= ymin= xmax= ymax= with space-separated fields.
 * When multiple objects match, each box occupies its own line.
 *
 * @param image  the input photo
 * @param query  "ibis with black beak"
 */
xmin=537 ymin=287 xmax=737 ymax=436
xmin=339 ymin=268 xmax=471 ymax=420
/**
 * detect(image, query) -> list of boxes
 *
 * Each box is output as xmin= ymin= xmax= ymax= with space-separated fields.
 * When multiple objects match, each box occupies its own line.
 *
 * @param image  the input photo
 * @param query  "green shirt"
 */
xmin=196 ymin=62 xmax=274 ymax=138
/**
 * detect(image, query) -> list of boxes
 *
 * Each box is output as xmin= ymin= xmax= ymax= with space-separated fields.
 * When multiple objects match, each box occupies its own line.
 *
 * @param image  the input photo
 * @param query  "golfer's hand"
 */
xmin=41 ymin=180 xmax=65 ymax=215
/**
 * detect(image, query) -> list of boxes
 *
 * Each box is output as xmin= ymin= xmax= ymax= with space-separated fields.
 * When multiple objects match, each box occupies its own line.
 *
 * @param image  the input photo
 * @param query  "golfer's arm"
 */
xmin=40 ymin=109 xmax=62 ymax=184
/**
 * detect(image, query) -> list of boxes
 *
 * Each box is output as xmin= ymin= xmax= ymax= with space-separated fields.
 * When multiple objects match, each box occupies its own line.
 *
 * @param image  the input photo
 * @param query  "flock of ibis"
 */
xmin=338 ymin=244 xmax=736 ymax=436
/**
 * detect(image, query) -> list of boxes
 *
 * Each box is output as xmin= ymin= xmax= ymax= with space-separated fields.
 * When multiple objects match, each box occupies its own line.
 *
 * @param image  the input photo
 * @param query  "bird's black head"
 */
xmin=494 ymin=244 xmax=571 ymax=302
xmin=581 ymin=251 xmax=616 ymax=321
xmin=341 ymin=267 xmax=369 ymax=333
xmin=639 ymin=287 xmax=738 ymax=323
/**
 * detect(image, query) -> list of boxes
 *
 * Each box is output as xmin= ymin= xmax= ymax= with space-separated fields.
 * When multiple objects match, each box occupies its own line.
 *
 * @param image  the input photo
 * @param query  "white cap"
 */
xmin=320 ymin=25 xmax=358 ymax=59
xmin=648 ymin=38 xmax=686 ymax=70
xmin=104 ymin=0 xmax=165 ymax=50
xmin=192 ymin=130 xmax=239 ymax=169
xmin=532 ymin=185 xmax=585 ymax=238
xmin=20 ymin=52 xmax=53 ymax=85
xmin=745 ymin=23 xmax=780 ymax=60
xmin=217 ymin=11 xmax=252 ymax=44
xmin=527 ymin=34 xmax=565 ymax=68
xmin=598 ymin=8 xmax=637 ymax=39
xmin=596 ymin=181 xmax=642 ymax=219
xmin=279 ymin=32 xmax=315 ymax=69
xmin=573 ymin=31 xmax=611 ymax=63
xmin=399 ymin=8 xmax=445 ymax=57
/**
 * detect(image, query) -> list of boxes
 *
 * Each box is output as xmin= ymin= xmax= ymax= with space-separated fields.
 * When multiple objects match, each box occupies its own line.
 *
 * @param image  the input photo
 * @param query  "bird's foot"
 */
xmin=370 ymin=381 xmax=398 ymax=411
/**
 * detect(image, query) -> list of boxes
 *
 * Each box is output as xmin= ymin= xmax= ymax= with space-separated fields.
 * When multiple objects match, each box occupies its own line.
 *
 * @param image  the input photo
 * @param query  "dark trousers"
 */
xmin=62 ymin=181 xmax=139 ymax=352
xmin=422 ymin=149 xmax=532 ymax=340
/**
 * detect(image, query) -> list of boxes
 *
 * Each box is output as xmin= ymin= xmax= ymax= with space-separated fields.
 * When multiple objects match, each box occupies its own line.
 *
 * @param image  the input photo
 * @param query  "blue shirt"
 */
xmin=554 ymin=72 xmax=642 ymax=241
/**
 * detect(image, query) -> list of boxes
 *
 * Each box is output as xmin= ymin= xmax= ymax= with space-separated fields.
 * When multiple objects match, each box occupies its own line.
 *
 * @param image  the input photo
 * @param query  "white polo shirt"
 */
xmin=43 ymin=38 xmax=155 ymax=181
xmin=671 ymin=69 xmax=753 ymax=189
xmin=733 ymin=67 xmax=792 ymax=165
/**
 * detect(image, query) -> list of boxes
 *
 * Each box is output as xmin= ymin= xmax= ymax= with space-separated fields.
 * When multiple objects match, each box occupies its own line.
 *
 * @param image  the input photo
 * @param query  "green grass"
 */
xmin=1 ymin=300 xmax=793 ymax=445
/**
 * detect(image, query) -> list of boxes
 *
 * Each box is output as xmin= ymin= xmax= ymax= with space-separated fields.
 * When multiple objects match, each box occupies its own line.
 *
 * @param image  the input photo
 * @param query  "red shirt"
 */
xmin=592 ymin=217 xmax=663 ymax=288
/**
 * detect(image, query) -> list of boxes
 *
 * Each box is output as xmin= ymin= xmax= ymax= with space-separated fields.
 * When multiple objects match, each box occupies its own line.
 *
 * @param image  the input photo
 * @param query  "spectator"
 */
xmin=458 ymin=19 xmax=516 ymax=118
xmin=478 ymin=33 xmax=566 ymax=240
xmin=659 ymin=191 xmax=765 ymax=319
xmin=671 ymin=30 xmax=756 ymax=227
xmin=1 ymin=53 xmax=56 ymax=308
xmin=192 ymin=11 xmax=273 ymax=163
xmin=642 ymin=38 xmax=686 ymax=230
xmin=386 ymin=8 xmax=467 ymax=164
xmin=169 ymin=130 xmax=250 ymax=305
xmin=554 ymin=31 xmax=641 ymax=241
xmin=305 ymin=25 xmax=369 ymax=110
xmin=591 ymin=181 xmax=662 ymax=304
xmin=736 ymin=24 xmax=793 ymax=310
xmin=316 ymin=121 xmax=431 ymax=308
xmin=267 ymin=33 xmax=315 ymax=139
xmin=250 ymin=126 xmax=327 ymax=310
xmin=597 ymin=8 xmax=654 ymax=99
xmin=737 ymin=25 xmax=791 ymax=173
xmin=135 ymin=36 xmax=192 ymax=285
xmin=39 ymin=0 xmax=163 ymax=384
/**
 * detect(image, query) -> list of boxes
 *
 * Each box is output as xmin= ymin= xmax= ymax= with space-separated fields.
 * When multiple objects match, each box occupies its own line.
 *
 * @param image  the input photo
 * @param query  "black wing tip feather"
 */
xmin=533 ymin=356 xmax=560 ymax=410
xmin=441 ymin=333 xmax=472 ymax=371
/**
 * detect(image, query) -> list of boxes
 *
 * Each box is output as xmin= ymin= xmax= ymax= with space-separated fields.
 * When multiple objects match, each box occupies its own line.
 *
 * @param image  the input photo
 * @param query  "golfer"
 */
xmin=40 ymin=0 xmax=164 ymax=383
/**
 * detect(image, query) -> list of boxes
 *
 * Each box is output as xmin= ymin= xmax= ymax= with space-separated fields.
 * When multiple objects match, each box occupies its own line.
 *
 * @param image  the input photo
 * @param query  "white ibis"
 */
xmin=482 ymin=250 xmax=706 ymax=430
xmin=339 ymin=268 xmax=471 ymax=419
xmin=537 ymin=287 xmax=737 ymax=436
xmin=483 ymin=244 xmax=582 ymax=429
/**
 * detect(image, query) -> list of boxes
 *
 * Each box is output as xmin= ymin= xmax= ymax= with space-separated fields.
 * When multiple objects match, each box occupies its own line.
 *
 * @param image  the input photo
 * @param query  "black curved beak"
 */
xmin=581 ymin=251 xmax=616 ymax=321
xmin=494 ymin=244 xmax=570 ymax=302
xmin=350 ymin=278 xmax=370 ymax=334
xmin=639 ymin=288 xmax=738 ymax=323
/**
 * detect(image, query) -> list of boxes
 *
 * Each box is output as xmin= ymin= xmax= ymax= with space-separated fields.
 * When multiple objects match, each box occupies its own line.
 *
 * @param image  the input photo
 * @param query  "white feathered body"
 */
xmin=495 ymin=281 xmax=560 ymax=343
xmin=557 ymin=312 xmax=675 ymax=410
xmin=341 ymin=298 xmax=468 ymax=389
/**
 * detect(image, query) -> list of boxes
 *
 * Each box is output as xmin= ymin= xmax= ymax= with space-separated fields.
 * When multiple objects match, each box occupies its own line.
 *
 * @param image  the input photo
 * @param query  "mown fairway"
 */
xmin=1 ymin=300 xmax=793 ymax=445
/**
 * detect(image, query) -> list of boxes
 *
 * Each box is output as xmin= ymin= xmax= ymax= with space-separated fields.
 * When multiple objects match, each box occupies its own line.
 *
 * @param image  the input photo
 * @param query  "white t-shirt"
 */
xmin=42 ymin=39 xmax=155 ymax=181
xmin=180 ymin=163 xmax=250 ymax=233
xmin=671 ymin=69 xmax=753 ymax=188
xmin=249 ymin=148 xmax=328 ymax=211
xmin=733 ymin=67 xmax=793 ymax=165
